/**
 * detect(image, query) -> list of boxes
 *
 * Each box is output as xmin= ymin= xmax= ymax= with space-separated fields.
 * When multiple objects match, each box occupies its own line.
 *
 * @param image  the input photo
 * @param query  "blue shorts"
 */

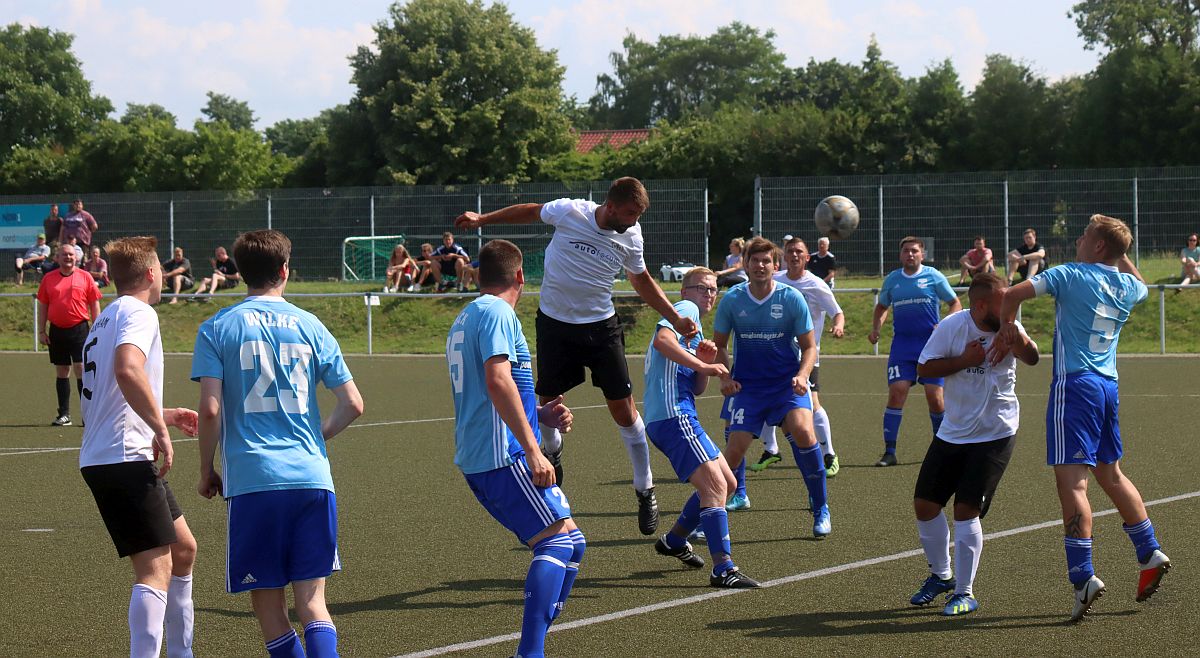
xmin=727 ymin=384 xmax=812 ymax=435
xmin=1047 ymin=372 xmax=1122 ymax=466
xmin=465 ymin=457 xmax=572 ymax=544
xmin=719 ymin=395 xmax=772 ymax=438
xmin=889 ymin=335 xmax=943 ymax=386
xmin=647 ymin=415 xmax=721 ymax=483
xmin=227 ymin=489 xmax=339 ymax=594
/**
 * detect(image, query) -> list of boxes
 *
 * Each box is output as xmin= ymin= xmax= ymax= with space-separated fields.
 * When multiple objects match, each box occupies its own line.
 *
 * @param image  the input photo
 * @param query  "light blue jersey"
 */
xmin=879 ymin=265 xmax=957 ymax=339
xmin=714 ymin=282 xmax=812 ymax=389
xmin=191 ymin=296 xmax=353 ymax=498
xmin=1030 ymin=262 xmax=1147 ymax=380
xmin=447 ymin=295 xmax=538 ymax=475
xmin=643 ymin=300 xmax=703 ymax=423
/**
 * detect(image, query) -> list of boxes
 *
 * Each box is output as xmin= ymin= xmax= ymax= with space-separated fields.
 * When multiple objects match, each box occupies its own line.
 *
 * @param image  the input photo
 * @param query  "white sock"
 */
xmin=954 ymin=517 xmax=983 ymax=596
xmin=916 ymin=515 xmax=952 ymax=580
xmin=540 ymin=425 xmax=563 ymax=455
xmin=129 ymin=584 xmax=168 ymax=658
xmin=761 ymin=426 xmax=780 ymax=454
xmin=165 ymin=574 xmax=194 ymax=658
xmin=813 ymin=407 xmax=834 ymax=457
xmin=618 ymin=413 xmax=653 ymax=491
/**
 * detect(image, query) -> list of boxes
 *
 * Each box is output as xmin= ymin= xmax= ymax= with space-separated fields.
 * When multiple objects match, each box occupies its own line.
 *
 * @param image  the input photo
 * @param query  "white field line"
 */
xmin=393 ymin=489 xmax=1200 ymax=658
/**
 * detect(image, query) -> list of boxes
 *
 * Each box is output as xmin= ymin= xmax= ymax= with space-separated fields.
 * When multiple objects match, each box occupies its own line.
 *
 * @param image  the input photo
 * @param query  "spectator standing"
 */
xmin=37 ymin=243 xmax=102 ymax=426
xmin=195 ymin=246 xmax=241 ymax=299
xmin=62 ymin=198 xmax=100 ymax=251
xmin=161 ymin=247 xmax=194 ymax=304
xmin=958 ymin=236 xmax=995 ymax=284
xmin=15 ymin=233 xmax=51 ymax=285
xmin=433 ymin=232 xmax=470 ymax=292
xmin=85 ymin=246 xmax=110 ymax=288
xmin=808 ymin=237 xmax=838 ymax=288
xmin=715 ymin=238 xmax=748 ymax=288
xmin=1179 ymin=233 xmax=1199 ymax=287
xmin=43 ymin=204 xmax=63 ymax=245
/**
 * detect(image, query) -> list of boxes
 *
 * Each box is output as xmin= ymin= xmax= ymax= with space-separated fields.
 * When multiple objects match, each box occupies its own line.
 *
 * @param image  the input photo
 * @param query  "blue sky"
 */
xmin=7 ymin=0 xmax=1102 ymax=127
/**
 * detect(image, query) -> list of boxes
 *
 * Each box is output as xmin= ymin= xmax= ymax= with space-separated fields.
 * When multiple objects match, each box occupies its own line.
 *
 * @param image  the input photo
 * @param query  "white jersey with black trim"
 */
xmin=79 ymin=296 xmax=164 ymax=467
xmin=538 ymin=198 xmax=647 ymax=324
xmin=773 ymin=269 xmax=842 ymax=366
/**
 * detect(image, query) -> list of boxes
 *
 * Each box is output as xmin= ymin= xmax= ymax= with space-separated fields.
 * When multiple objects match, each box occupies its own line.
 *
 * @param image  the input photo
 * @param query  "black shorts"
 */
xmin=809 ymin=365 xmax=820 ymax=393
xmin=165 ymin=275 xmax=194 ymax=290
xmin=217 ymin=277 xmax=239 ymax=290
xmin=535 ymin=310 xmax=632 ymax=401
xmin=48 ymin=321 xmax=88 ymax=366
xmin=81 ymin=461 xmax=182 ymax=558
xmin=913 ymin=435 xmax=1015 ymax=518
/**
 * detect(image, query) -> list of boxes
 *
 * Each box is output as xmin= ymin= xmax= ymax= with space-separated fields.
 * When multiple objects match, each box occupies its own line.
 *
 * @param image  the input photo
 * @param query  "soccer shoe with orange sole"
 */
xmin=1136 ymin=550 xmax=1171 ymax=602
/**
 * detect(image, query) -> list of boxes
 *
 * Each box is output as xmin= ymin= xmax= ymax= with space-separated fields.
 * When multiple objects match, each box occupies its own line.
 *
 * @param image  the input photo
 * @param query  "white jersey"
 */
xmin=773 ymin=269 xmax=842 ymax=366
xmin=538 ymin=198 xmax=647 ymax=324
xmin=79 ymin=296 xmax=164 ymax=467
xmin=918 ymin=310 xmax=1027 ymax=444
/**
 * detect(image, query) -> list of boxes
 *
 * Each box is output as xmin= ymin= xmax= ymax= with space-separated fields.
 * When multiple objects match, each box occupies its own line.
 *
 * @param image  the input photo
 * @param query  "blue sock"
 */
xmin=304 ymin=620 xmax=338 ymax=658
xmin=518 ymin=534 xmax=573 ymax=658
xmin=1065 ymin=537 xmax=1095 ymax=586
xmin=883 ymin=407 xmax=903 ymax=453
xmin=792 ymin=442 xmax=827 ymax=510
xmin=699 ymin=506 xmax=732 ymax=563
xmin=552 ymin=529 xmax=585 ymax=621
xmin=266 ymin=629 xmax=303 ymax=658
xmin=668 ymin=493 xmax=702 ymax=547
xmin=733 ymin=457 xmax=747 ymax=497
xmin=930 ymin=411 xmax=944 ymax=436
xmin=1123 ymin=518 xmax=1161 ymax=563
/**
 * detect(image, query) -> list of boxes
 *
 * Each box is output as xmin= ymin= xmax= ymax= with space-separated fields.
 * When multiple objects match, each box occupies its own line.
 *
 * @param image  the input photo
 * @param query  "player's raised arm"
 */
xmin=485 ymin=354 xmax=555 ymax=487
xmin=653 ymin=328 xmax=727 ymax=379
xmin=629 ymin=269 xmax=697 ymax=338
xmin=1116 ymin=253 xmax=1145 ymax=283
xmin=455 ymin=203 xmax=542 ymax=231
xmin=113 ymin=343 xmax=173 ymax=477
xmin=321 ymin=380 xmax=364 ymax=442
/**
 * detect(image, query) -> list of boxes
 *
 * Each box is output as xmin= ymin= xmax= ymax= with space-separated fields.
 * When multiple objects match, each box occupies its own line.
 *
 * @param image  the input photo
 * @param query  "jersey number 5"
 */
xmin=1089 ymin=303 xmax=1119 ymax=352
xmin=448 ymin=331 xmax=465 ymax=394
xmin=240 ymin=340 xmax=313 ymax=414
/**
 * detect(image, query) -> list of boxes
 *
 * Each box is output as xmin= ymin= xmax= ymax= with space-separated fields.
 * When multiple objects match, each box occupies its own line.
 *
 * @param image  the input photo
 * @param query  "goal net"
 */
xmin=342 ymin=234 xmax=406 ymax=281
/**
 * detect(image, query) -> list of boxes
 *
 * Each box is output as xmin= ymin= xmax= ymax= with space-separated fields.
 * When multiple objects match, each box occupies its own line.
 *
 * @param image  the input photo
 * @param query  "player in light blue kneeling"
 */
xmin=869 ymin=236 xmax=962 ymax=466
xmin=645 ymin=267 xmax=760 ymax=588
xmin=193 ymin=230 xmax=364 ymax=658
xmin=999 ymin=215 xmax=1171 ymax=622
xmin=713 ymin=237 xmax=831 ymax=538
xmin=446 ymin=239 xmax=581 ymax=658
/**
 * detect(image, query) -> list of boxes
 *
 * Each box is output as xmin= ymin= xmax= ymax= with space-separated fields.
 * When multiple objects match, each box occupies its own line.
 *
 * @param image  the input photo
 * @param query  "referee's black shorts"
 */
xmin=535 ymin=310 xmax=632 ymax=401
xmin=913 ymin=435 xmax=1015 ymax=518
xmin=81 ymin=461 xmax=182 ymax=558
xmin=48 ymin=321 xmax=88 ymax=366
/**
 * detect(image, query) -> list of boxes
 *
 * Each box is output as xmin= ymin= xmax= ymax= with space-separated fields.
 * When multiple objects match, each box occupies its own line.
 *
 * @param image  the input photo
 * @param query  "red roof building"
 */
xmin=574 ymin=129 xmax=651 ymax=154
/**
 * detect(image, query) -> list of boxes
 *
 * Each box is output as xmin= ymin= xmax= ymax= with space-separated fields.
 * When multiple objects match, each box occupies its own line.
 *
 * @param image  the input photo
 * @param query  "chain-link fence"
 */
xmin=0 ymin=180 xmax=709 ymax=282
xmin=756 ymin=167 xmax=1200 ymax=275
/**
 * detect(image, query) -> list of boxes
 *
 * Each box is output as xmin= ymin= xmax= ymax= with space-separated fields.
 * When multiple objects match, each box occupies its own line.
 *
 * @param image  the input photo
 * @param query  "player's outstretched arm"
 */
xmin=537 ymin=395 xmax=573 ymax=434
xmin=484 ymin=355 xmax=555 ymax=487
xmin=1008 ymin=325 xmax=1040 ymax=366
xmin=196 ymin=377 xmax=223 ymax=498
xmin=321 ymin=380 xmax=364 ymax=442
xmin=629 ymin=270 xmax=697 ymax=338
xmin=114 ymin=344 xmax=173 ymax=477
xmin=164 ymin=408 xmax=199 ymax=437
xmin=653 ymin=328 xmax=727 ymax=384
xmin=998 ymin=281 xmax=1035 ymax=325
xmin=454 ymin=203 xmax=542 ymax=231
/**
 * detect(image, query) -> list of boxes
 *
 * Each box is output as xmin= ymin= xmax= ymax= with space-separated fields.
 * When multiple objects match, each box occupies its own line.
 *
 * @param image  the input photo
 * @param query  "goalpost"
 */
xmin=342 ymin=234 xmax=406 ymax=281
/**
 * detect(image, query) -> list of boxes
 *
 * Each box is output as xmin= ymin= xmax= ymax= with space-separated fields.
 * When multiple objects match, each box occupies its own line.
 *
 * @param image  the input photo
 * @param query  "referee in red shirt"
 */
xmin=37 ymin=244 xmax=102 ymax=426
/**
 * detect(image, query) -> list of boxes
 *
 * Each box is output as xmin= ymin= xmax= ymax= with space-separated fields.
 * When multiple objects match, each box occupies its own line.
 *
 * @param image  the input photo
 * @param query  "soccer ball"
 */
xmin=814 ymin=195 xmax=860 ymax=240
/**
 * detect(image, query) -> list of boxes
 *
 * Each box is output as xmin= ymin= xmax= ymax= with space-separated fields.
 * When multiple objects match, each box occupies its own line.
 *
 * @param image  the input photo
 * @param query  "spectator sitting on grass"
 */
xmin=15 ymin=233 xmax=51 ymax=286
xmin=433 ymin=231 xmax=470 ymax=291
xmin=84 ymin=246 xmax=110 ymax=288
xmin=195 ymin=246 xmax=241 ymax=299
xmin=1179 ymin=233 xmax=1199 ymax=289
xmin=162 ymin=247 xmax=194 ymax=304
xmin=958 ymin=236 xmax=995 ymax=284
xmin=385 ymin=244 xmax=417 ymax=293
xmin=459 ymin=259 xmax=480 ymax=292
xmin=715 ymin=237 xmax=748 ymax=288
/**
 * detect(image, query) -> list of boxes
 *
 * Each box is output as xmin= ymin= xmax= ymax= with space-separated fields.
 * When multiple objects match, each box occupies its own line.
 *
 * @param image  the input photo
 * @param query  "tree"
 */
xmin=121 ymin=103 xmax=177 ymax=126
xmin=908 ymin=59 xmax=970 ymax=170
xmin=346 ymin=0 xmax=572 ymax=184
xmin=0 ymin=24 xmax=112 ymax=159
xmin=180 ymin=121 xmax=289 ymax=190
xmin=588 ymin=22 xmax=788 ymax=128
xmin=265 ymin=113 xmax=331 ymax=158
xmin=962 ymin=55 xmax=1067 ymax=170
xmin=69 ymin=117 xmax=190 ymax=192
xmin=201 ymin=91 xmax=256 ymax=130
xmin=1070 ymin=0 xmax=1200 ymax=54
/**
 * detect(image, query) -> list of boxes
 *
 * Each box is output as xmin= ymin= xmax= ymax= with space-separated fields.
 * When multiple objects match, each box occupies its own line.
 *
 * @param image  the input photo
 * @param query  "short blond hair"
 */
xmin=1089 ymin=214 xmax=1132 ymax=260
xmin=106 ymin=236 xmax=159 ymax=291
xmin=682 ymin=266 xmax=716 ymax=288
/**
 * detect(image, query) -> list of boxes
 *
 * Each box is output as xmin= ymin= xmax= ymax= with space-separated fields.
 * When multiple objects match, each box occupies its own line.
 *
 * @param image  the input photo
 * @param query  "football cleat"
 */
xmin=654 ymin=535 xmax=705 ymax=568
xmin=51 ymin=414 xmax=71 ymax=427
xmin=824 ymin=453 xmax=840 ymax=477
xmin=910 ymin=574 xmax=956 ymax=606
xmin=747 ymin=450 xmax=782 ymax=472
xmin=812 ymin=504 xmax=831 ymax=538
xmin=1070 ymin=575 xmax=1106 ymax=622
xmin=725 ymin=492 xmax=751 ymax=512
xmin=710 ymin=567 xmax=761 ymax=589
xmin=875 ymin=452 xmax=898 ymax=467
xmin=636 ymin=487 xmax=659 ymax=535
xmin=942 ymin=593 xmax=979 ymax=616
xmin=1136 ymin=550 xmax=1171 ymax=602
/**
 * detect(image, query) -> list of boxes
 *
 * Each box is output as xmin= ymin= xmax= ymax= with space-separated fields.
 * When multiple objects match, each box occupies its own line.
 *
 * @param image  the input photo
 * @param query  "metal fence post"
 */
xmin=1160 ymin=285 xmax=1166 ymax=354
xmin=1002 ymin=179 xmax=1010 ymax=259
xmin=878 ymin=184 xmax=885 ymax=277
xmin=476 ymin=189 xmax=483 ymax=257
xmin=32 ymin=295 xmax=38 ymax=352
xmin=753 ymin=176 xmax=762 ymax=237
xmin=369 ymin=195 xmax=376 ymax=281
xmin=267 ymin=195 xmax=272 ymax=230
xmin=703 ymin=185 xmax=711 ymax=267
xmin=168 ymin=199 xmax=175 ymax=253
xmin=1132 ymin=177 xmax=1140 ymax=267
xmin=872 ymin=290 xmax=880 ymax=356
xmin=366 ymin=293 xmax=374 ymax=356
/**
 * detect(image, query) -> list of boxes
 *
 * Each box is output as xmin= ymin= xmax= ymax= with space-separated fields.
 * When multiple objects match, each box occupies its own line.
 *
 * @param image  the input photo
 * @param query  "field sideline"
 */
xmin=1 ymin=354 xmax=1196 ymax=656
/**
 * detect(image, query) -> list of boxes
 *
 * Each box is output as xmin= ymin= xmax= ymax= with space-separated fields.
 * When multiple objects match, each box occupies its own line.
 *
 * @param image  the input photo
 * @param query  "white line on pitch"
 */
xmin=391 ymin=489 xmax=1200 ymax=658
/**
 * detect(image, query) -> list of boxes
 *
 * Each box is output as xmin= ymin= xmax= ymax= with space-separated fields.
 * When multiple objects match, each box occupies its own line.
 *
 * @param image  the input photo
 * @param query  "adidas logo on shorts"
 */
xmin=1072 ymin=450 xmax=1087 ymax=460
xmin=241 ymin=573 xmax=257 ymax=585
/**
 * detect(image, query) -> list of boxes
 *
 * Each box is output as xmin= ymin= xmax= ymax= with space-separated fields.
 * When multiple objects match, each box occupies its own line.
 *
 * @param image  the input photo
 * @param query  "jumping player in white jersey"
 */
xmin=79 ymin=236 xmax=200 ymax=658
xmin=455 ymin=177 xmax=698 ymax=536
xmin=908 ymin=273 xmax=1039 ymax=616
xmin=998 ymin=215 xmax=1170 ymax=622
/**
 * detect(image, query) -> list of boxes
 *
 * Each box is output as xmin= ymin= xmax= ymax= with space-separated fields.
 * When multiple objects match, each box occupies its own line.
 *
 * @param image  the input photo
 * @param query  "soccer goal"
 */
xmin=342 ymin=234 xmax=406 ymax=281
